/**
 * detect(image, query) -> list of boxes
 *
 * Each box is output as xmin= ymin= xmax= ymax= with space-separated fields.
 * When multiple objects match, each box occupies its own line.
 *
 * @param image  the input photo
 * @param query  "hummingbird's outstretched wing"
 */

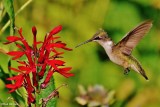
xmin=114 ymin=20 xmax=152 ymax=55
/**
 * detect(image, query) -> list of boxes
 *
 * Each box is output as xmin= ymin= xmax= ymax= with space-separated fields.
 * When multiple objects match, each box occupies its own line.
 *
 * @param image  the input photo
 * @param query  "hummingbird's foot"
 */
xmin=124 ymin=68 xmax=130 ymax=75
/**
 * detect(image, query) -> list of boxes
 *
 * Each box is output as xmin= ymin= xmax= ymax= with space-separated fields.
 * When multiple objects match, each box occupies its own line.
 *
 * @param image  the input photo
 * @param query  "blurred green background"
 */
xmin=0 ymin=0 xmax=160 ymax=107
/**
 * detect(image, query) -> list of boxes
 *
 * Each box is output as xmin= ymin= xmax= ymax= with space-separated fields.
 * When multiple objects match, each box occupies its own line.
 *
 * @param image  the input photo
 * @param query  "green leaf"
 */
xmin=2 ymin=0 xmax=15 ymax=35
xmin=36 ymin=76 xmax=57 ymax=107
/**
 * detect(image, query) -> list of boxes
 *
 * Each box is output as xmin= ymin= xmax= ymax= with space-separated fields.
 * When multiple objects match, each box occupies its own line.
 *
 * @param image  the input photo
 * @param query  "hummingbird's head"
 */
xmin=91 ymin=29 xmax=109 ymax=42
xmin=75 ymin=29 xmax=109 ymax=48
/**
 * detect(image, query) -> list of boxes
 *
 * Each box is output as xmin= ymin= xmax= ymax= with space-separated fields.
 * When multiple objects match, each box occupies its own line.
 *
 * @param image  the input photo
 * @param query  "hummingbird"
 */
xmin=76 ymin=20 xmax=152 ymax=80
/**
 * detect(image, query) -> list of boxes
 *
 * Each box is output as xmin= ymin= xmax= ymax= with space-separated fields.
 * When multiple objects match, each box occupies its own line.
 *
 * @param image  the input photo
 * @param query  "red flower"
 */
xmin=5 ymin=25 xmax=74 ymax=105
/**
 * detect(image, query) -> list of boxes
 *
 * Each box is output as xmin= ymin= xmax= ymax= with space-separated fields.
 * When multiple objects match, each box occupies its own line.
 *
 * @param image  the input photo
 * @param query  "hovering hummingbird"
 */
xmin=76 ymin=20 xmax=152 ymax=80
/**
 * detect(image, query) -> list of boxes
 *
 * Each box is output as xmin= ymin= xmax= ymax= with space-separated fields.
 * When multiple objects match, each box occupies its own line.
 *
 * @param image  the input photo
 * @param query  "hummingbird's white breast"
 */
xmin=97 ymin=40 xmax=113 ymax=55
xmin=97 ymin=40 xmax=124 ymax=65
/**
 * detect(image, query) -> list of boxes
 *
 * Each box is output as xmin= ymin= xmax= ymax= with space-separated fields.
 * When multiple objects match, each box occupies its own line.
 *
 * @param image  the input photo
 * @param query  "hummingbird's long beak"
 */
xmin=75 ymin=38 xmax=93 ymax=48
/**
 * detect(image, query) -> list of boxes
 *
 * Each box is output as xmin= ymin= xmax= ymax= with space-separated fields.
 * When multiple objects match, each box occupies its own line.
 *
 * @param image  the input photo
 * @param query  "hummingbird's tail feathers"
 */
xmin=140 ymin=71 xmax=148 ymax=80
xmin=139 ymin=66 xmax=149 ymax=80
xmin=130 ymin=59 xmax=149 ymax=80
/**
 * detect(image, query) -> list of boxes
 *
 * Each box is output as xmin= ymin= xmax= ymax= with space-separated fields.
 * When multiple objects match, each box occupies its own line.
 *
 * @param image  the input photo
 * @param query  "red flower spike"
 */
xmin=5 ymin=25 xmax=74 ymax=106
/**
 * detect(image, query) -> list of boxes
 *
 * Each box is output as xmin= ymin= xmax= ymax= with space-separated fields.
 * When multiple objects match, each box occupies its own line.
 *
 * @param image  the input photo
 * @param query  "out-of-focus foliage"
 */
xmin=0 ymin=0 xmax=160 ymax=107
xmin=75 ymin=85 xmax=115 ymax=107
xmin=2 ymin=0 xmax=15 ymax=35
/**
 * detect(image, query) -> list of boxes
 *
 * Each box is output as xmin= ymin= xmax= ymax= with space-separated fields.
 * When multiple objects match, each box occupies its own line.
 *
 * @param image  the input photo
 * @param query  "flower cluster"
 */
xmin=5 ymin=25 xmax=74 ymax=105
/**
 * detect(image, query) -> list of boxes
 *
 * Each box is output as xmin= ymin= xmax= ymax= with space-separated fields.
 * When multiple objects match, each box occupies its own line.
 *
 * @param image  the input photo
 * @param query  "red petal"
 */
xmin=58 ymin=72 xmax=74 ymax=78
xmin=48 ymin=60 xmax=65 ymax=66
xmin=12 ymin=54 xmax=24 ymax=60
xmin=9 ymin=89 xmax=17 ymax=93
xmin=52 ymin=48 xmax=59 ymax=54
xmin=6 ymin=74 xmax=23 ymax=80
xmin=59 ymin=67 xmax=72 ymax=73
xmin=50 ymin=25 xmax=62 ymax=36
xmin=16 ymin=43 xmax=23 ymax=49
xmin=54 ymin=43 xmax=66 ymax=47
xmin=48 ymin=63 xmax=58 ymax=70
xmin=17 ymin=61 xmax=26 ymax=65
xmin=7 ymin=51 xmax=25 ymax=60
xmin=62 ymin=47 xmax=72 ymax=51
xmin=47 ymin=36 xmax=60 ymax=43
xmin=18 ymin=66 xmax=30 ymax=71
xmin=6 ymin=36 xmax=21 ymax=42
xmin=9 ymin=67 xmax=21 ymax=73
xmin=6 ymin=84 xmax=17 ymax=88
xmin=7 ymin=51 xmax=24 ymax=56
xmin=53 ymin=52 xmax=64 ymax=57
xmin=57 ymin=67 xmax=73 ymax=78
xmin=51 ymin=36 xmax=60 ymax=40
xmin=46 ymin=43 xmax=66 ymax=50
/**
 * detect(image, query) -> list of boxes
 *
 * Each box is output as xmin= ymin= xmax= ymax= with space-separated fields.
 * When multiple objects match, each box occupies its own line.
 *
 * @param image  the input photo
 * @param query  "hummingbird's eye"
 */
xmin=94 ymin=36 xmax=100 ymax=40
